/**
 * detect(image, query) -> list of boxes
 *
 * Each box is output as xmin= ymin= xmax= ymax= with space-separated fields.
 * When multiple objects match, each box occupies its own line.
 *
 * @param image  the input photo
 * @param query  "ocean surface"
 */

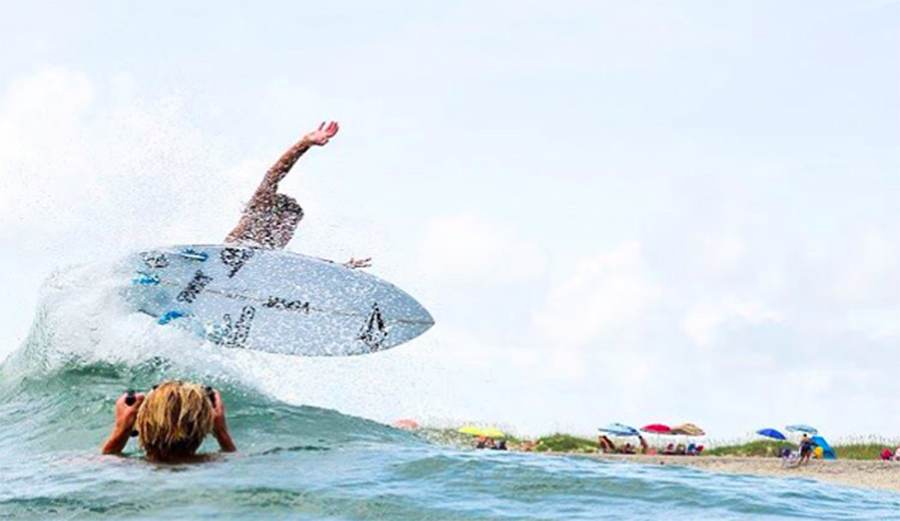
xmin=1 ymin=264 xmax=898 ymax=521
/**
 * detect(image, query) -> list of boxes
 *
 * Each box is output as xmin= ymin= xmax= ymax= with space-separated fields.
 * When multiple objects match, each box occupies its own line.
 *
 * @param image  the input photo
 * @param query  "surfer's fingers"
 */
xmin=318 ymin=121 xmax=326 ymax=131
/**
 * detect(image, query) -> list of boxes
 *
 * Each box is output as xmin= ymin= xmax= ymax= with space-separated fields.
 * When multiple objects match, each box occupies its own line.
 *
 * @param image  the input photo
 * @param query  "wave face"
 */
xmin=1 ymin=264 xmax=898 ymax=520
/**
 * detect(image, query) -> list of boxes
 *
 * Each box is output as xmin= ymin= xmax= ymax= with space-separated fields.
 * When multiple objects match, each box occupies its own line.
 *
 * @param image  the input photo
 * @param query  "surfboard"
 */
xmin=118 ymin=245 xmax=434 ymax=356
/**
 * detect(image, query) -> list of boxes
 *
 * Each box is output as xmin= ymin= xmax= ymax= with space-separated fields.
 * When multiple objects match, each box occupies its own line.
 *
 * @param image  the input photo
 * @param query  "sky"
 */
xmin=0 ymin=0 xmax=898 ymax=440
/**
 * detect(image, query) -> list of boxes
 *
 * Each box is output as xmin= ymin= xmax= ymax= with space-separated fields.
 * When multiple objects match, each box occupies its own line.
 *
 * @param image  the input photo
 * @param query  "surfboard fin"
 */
xmin=158 ymin=310 xmax=189 ymax=325
xmin=177 ymin=249 xmax=209 ymax=262
xmin=132 ymin=272 xmax=161 ymax=285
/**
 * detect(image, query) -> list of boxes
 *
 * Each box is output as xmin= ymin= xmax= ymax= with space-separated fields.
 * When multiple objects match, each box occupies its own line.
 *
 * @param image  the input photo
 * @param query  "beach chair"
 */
xmin=880 ymin=448 xmax=893 ymax=461
xmin=695 ymin=445 xmax=704 ymax=456
xmin=780 ymin=448 xmax=800 ymax=468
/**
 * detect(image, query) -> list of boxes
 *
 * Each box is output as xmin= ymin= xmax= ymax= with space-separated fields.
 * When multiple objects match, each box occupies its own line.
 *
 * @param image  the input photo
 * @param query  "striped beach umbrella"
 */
xmin=670 ymin=423 xmax=705 ymax=436
xmin=785 ymin=424 xmax=818 ymax=435
xmin=598 ymin=423 xmax=640 ymax=437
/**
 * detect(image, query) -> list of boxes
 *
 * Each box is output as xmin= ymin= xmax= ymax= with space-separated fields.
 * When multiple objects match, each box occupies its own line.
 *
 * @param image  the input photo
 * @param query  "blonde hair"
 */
xmin=136 ymin=381 xmax=214 ymax=461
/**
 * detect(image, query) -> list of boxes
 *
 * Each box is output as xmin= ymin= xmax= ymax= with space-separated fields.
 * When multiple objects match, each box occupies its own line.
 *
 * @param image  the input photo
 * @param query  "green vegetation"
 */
xmin=703 ymin=440 xmax=898 ymax=460
xmin=533 ymin=433 xmax=597 ymax=453
xmin=833 ymin=444 xmax=889 ymax=460
xmin=704 ymin=440 xmax=795 ymax=458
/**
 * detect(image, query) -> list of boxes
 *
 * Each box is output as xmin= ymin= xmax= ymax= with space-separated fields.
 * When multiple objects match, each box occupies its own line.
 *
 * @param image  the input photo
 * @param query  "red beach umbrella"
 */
xmin=641 ymin=424 xmax=671 ymax=434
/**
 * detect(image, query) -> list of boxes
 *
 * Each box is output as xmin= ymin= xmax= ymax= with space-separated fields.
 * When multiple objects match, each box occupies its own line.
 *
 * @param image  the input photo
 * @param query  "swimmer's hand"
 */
xmin=304 ymin=121 xmax=340 ymax=146
xmin=210 ymin=389 xmax=237 ymax=453
xmin=345 ymin=257 xmax=373 ymax=269
xmin=101 ymin=391 xmax=145 ymax=455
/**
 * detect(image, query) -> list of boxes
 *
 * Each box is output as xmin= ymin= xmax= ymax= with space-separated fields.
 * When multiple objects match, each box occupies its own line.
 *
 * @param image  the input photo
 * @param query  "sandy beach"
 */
xmin=576 ymin=453 xmax=900 ymax=493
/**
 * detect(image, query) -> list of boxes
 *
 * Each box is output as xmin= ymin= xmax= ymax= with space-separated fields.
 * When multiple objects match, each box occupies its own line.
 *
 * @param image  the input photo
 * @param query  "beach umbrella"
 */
xmin=641 ymin=424 xmax=671 ymax=434
xmin=458 ymin=426 xmax=506 ymax=439
xmin=756 ymin=428 xmax=786 ymax=441
xmin=482 ymin=427 xmax=506 ymax=439
xmin=785 ymin=424 xmax=818 ymax=435
xmin=598 ymin=423 xmax=639 ymax=437
xmin=670 ymin=423 xmax=705 ymax=437
xmin=459 ymin=426 xmax=485 ymax=436
xmin=394 ymin=419 xmax=419 ymax=430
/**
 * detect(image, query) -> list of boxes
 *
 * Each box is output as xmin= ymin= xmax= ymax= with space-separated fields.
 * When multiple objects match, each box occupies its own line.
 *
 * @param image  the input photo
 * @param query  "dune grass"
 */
xmin=533 ymin=433 xmax=598 ymax=453
xmin=833 ymin=443 xmax=891 ymax=460
xmin=704 ymin=440 xmax=796 ymax=458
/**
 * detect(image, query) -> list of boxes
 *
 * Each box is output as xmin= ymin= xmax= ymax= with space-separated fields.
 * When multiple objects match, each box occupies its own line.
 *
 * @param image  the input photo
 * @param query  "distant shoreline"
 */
xmin=543 ymin=452 xmax=900 ymax=493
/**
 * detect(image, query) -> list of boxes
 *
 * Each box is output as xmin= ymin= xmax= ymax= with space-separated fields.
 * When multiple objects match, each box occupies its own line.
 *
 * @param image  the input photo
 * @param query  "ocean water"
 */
xmin=1 ymin=265 xmax=898 ymax=521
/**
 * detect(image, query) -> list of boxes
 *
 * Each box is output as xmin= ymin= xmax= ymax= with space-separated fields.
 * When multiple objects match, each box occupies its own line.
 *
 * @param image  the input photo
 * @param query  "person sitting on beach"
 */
xmin=597 ymin=435 xmax=616 ymax=453
xmin=663 ymin=443 xmax=676 ymax=455
xmin=475 ymin=435 xmax=497 ymax=450
xmin=894 ymin=447 xmax=900 ymax=462
xmin=675 ymin=443 xmax=687 ymax=456
xmin=492 ymin=440 xmax=508 ymax=451
xmin=225 ymin=121 xmax=370 ymax=268
xmin=619 ymin=443 xmax=636 ymax=455
xmin=102 ymin=381 xmax=236 ymax=462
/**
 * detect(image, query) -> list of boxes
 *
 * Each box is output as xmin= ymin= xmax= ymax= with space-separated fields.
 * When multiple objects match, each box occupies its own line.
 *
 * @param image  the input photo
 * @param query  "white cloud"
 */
xmin=833 ymin=228 xmax=900 ymax=305
xmin=417 ymin=213 xmax=547 ymax=285
xmin=0 ymin=67 xmax=96 ymax=227
xmin=681 ymin=296 xmax=782 ymax=348
xmin=699 ymin=234 xmax=746 ymax=276
xmin=533 ymin=241 xmax=661 ymax=347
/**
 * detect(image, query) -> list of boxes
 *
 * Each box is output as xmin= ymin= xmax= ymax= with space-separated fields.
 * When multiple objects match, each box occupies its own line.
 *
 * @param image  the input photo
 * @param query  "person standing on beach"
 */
xmin=638 ymin=435 xmax=649 ymax=455
xmin=225 ymin=121 xmax=370 ymax=268
xmin=798 ymin=434 xmax=817 ymax=465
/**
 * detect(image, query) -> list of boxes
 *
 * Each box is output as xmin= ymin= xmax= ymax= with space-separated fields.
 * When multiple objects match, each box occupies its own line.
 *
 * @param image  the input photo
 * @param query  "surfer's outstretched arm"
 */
xmin=254 ymin=121 xmax=340 ymax=200
xmin=225 ymin=121 xmax=339 ymax=246
xmin=101 ymin=392 xmax=145 ymax=455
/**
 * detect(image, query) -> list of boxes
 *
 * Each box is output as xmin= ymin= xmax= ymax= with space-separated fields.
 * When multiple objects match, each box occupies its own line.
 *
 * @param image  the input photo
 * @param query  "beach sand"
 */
xmin=576 ymin=453 xmax=900 ymax=493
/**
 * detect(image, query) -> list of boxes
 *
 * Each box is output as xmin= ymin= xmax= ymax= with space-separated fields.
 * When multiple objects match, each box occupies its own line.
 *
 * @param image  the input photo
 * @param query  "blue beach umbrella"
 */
xmin=756 ymin=428 xmax=786 ymax=441
xmin=785 ymin=424 xmax=818 ymax=435
xmin=598 ymin=423 xmax=639 ymax=437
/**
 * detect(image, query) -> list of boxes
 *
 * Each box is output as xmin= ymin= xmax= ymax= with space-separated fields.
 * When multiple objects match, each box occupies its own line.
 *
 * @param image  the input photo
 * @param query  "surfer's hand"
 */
xmin=102 ymin=392 xmax=144 ymax=455
xmin=210 ymin=389 xmax=237 ymax=453
xmin=345 ymin=257 xmax=372 ymax=269
xmin=305 ymin=121 xmax=339 ymax=146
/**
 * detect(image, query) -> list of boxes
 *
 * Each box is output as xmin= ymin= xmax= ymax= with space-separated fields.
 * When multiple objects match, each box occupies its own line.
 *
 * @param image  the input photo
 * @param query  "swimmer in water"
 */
xmin=101 ymin=381 xmax=236 ymax=462
xmin=225 ymin=121 xmax=371 ymax=269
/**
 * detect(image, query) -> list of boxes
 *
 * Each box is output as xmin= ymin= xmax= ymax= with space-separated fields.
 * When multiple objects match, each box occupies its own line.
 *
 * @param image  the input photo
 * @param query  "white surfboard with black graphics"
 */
xmin=118 ymin=245 xmax=434 ymax=356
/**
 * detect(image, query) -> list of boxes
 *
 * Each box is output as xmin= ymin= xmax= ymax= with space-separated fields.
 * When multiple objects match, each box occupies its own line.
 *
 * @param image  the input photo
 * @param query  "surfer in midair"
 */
xmin=225 ymin=121 xmax=371 ymax=269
